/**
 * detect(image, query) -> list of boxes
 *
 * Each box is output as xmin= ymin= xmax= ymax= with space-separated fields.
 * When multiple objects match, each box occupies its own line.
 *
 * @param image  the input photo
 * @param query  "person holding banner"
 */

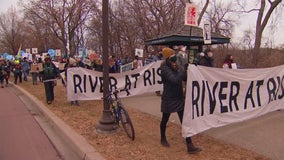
xmin=198 ymin=49 xmax=214 ymax=67
xmin=222 ymin=54 xmax=238 ymax=69
xmin=160 ymin=47 xmax=201 ymax=154
xmin=41 ymin=56 xmax=59 ymax=104
xmin=65 ymin=57 xmax=80 ymax=106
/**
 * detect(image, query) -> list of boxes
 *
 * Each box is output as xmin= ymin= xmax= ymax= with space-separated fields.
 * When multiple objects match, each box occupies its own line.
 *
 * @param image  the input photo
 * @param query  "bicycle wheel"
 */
xmin=111 ymin=107 xmax=119 ymax=125
xmin=118 ymin=106 xmax=135 ymax=140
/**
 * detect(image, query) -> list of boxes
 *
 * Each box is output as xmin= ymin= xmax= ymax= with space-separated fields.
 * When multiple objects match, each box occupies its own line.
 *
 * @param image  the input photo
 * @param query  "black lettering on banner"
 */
xmin=267 ymin=77 xmax=277 ymax=103
xmin=89 ymin=75 xmax=98 ymax=92
xmin=244 ymin=81 xmax=256 ymax=109
xmin=201 ymin=81 xmax=205 ymax=116
xmin=219 ymin=82 xmax=228 ymax=113
xmin=279 ymin=75 xmax=284 ymax=99
xmin=83 ymin=74 xmax=87 ymax=93
xmin=109 ymin=77 xmax=117 ymax=92
xmin=192 ymin=81 xmax=200 ymax=119
xmin=99 ymin=77 xmax=104 ymax=93
xmin=229 ymin=81 xmax=240 ymax=111
xmin=124 ymin=75 xmax=132 ymax=90
xmin=275 ymin=76 xmax=281 ymax=99
xmin=143 ymin=69 xmax=152 ymax=86
xmin=73 ymin=74 xmax=83 ymax=93
xmin=256 ymin=80 xmax=264 ymax=106
xmin=131 ymin=73 xmax=140 ymax=88
xmin=266 ymin=76 xmax=284 ymax=103
xmin=157 ymin=68 xmax=162 ymax=84
xmin=152 ymin=68 xmax=156 ymax=85
xmin=192 ymin=80 xmax=218 ymax=119
xmin=207 ymin=81 xmax=218 ymax=114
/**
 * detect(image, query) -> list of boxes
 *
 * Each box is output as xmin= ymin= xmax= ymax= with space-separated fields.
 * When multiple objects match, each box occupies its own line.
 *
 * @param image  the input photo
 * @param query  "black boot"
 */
xmin=160 ymin=122 xmax=170 ymax=147
xmin=161 ymin=137 xmax=170 ymax=147
xmin=186 ymin=137 xmax=201 ymax=154
xmin=187 ymin=142 xmax=201 ymax=154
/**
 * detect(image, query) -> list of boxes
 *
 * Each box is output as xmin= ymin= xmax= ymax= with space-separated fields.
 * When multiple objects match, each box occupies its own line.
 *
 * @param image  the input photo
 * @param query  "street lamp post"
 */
xmin=95 ymin=0 xmax=118 ymax=133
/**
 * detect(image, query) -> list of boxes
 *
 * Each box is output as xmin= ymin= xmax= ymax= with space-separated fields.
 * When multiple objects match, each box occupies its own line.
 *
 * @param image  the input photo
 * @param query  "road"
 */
xmin=0 ymin=85 xmax=82 ymax=160
xmin=0 ymin=86 xmax=61 ymax=160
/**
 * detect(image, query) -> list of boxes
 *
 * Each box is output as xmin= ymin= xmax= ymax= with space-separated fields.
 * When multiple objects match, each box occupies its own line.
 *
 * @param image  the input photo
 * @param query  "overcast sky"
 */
xmin=0 ymin=0 xmax=283 ymax=47
xmin=0 ymin=0 xmax=18 ymax=13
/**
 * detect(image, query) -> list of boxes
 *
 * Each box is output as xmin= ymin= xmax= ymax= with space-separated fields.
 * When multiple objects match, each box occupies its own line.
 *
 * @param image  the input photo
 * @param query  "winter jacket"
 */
xmin=160 ymin=60 xmax=187 ymax=113
xmin=41 ymin=62 xmax=58 ymax=80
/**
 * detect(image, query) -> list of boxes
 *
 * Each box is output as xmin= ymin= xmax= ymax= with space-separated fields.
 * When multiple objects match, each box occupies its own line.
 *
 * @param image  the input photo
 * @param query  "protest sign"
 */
xmin=30 ymin=64 xmax=39 ymax=73
xmin=67 ymin=61 xmax=163 ymax=101
xmin=182 ymin=65 xmax=284 ymax=137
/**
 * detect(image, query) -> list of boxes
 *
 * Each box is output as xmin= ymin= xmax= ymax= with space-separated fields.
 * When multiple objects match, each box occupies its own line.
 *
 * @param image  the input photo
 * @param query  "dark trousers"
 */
xmin=31 ymin=72 xmax=38 ymax=85
xmin=0 ymin=76 xmax=3 ymax=87
xmin=44 ymin=81 xmax=54 ymax=102
xmin=14 ymin=72 xmax=22 ymax=84
xmin=23 ymin=70 xmax=29 ymax=81
xmin=160 ymin=110 xmax=192 ymax=143
xmin=5 ymin=73 xmax=10 ymax=85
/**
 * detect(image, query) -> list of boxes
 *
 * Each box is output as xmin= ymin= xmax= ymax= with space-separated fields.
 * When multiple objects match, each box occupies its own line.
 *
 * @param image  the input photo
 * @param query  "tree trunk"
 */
xmin=253 ymin=0 xmax=281 ymax=66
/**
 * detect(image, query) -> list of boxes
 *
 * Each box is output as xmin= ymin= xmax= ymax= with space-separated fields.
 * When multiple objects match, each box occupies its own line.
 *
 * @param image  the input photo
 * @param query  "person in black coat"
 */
xmin=41 ymin=56 xmax=59 ymax=104
xmin=198 ymin=49 xmax=214 ymax=67
xmin=160 ymin=47 xmax=201 ymax=154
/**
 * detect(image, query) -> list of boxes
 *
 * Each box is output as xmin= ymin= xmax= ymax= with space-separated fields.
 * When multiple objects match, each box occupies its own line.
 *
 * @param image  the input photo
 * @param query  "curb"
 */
xmin=13 ymin=84 xmax=105 ymax=160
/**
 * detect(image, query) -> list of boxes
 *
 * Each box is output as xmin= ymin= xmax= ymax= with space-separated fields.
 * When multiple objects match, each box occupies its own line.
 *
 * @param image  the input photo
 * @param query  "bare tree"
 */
xmin=205 ymin=0 xmax=235 ymax=38
xmin=237 ymin=0 xmax=282 ymax=65
xmin=23 ymin=0 xmax=93 ymax=57
xmin=87 ymin=0 xmax=186 ymax=56
xmin=0 ymin=8 xmax=25 ymax=55
xmin=241 ymin=29 xmax=255 ymax=50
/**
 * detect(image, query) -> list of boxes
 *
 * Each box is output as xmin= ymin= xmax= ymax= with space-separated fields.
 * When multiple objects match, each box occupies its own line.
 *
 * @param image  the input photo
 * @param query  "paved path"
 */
xmin=3 ymin=83 xmax=105 ymax=160
xmin=122 ymin=92 xmax=284 ymax=160
xmin=0 ymin=86 xmax=61 ymax=160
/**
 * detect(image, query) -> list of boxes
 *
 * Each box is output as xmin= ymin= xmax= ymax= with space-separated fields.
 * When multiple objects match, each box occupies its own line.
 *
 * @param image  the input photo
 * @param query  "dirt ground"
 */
xmin=15 ymin=78 xmax=269 ymax=160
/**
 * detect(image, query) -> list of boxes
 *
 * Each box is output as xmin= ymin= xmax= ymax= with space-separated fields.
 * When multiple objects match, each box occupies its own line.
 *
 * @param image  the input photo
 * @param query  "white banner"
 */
xmin=182 ymin=65 xmax=284 ymax=137
xmin=67 ymin=61 xmax=163 ymax=101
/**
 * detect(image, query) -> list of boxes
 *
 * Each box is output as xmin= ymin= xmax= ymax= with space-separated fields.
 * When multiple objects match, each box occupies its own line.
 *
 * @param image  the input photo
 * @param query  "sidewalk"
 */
xmin=122 ymin=93 xmax=284 ymax=160
xmin=0 ymin=86 xmax=60 ymax=160
xmin=1 ymin=84 xmax=105 ymax=160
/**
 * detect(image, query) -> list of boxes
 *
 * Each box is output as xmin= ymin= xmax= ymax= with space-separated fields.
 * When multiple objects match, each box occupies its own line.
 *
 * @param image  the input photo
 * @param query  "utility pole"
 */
xmin=96 ymin=0 xmax=118 ymax=133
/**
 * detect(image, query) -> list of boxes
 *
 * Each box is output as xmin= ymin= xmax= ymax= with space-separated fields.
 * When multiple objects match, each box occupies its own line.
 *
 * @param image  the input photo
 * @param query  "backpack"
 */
xmin=43 ymin=63 xmax=55 ymax=78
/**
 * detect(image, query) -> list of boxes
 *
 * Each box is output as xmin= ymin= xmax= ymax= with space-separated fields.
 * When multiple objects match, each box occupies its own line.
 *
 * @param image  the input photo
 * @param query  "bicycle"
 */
xmin=104 ymin=88 xmax=135 ymax=140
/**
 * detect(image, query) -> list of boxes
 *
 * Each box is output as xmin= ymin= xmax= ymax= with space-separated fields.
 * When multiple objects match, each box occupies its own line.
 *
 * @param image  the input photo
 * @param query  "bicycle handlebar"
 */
xmin=103 ymin=88 xmax=130 ymax=100
xmin=117 ymin=88 xmax=130 ymax=96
